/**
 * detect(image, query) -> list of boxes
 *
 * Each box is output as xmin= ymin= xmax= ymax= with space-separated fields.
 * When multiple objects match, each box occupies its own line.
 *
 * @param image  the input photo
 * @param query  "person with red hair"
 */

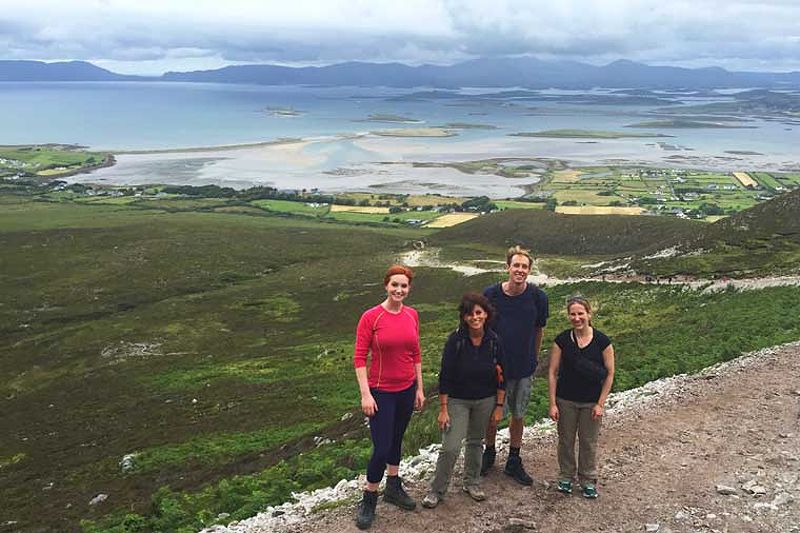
xmin=353 ymin=264 xmax=425 ymax=529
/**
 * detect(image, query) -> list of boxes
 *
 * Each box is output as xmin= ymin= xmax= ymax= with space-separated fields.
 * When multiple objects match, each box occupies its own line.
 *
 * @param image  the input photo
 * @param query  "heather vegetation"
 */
xmin=2 ymin=177 xmax=800 ymax=532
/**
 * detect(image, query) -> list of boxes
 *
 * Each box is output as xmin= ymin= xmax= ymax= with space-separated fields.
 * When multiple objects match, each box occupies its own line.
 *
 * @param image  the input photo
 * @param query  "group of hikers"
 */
xmin=352 ymin=245 xmax=616 ymax=529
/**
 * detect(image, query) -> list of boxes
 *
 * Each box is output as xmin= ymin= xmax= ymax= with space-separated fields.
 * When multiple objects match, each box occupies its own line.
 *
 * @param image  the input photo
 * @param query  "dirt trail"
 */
xmin=401 ymin=248 xmax=800 ymax=292
xmin=275 ymin=343 xmax=800 ymax=533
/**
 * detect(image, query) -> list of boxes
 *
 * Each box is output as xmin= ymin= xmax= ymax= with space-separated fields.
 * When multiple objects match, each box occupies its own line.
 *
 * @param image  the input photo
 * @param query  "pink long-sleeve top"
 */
xmin=354 ymin=304 xmax=421 ymax=392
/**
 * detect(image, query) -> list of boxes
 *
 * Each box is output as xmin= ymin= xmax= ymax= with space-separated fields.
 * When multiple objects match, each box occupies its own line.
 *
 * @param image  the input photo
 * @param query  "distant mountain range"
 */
xmin=2 ymin=58 xmax=799 ymax=89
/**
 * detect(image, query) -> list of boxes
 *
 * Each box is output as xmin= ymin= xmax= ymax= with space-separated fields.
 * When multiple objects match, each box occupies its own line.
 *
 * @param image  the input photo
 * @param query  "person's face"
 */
xmin=507 ymin=254 xmax=531 ymax=284
xmin=463 ymin=304 xmax=488 ymax=333
xmin=568 ymin=303 xmax=591 ymax=329
xmin=385 ymin=274 xmax=410 ymax=304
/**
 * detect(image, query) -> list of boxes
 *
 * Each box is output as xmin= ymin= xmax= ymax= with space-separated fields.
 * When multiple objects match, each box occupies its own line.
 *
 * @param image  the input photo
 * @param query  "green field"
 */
xmin=0 ymin=145 xmax=110 ymax=177
xmin=3 ymin=179 xmax=800 ymax=531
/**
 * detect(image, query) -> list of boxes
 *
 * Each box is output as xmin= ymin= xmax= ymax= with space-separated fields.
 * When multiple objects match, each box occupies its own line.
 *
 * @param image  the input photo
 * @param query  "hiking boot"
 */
xmin=356 ymin=490 xmax=378 ymax=530
xmin=421 ymin=491 xmax=441 ymax=509
xmin=582 ymin=483 xmax=599 ymax=499
xmin=462 ymin=484 xmax=487 ymax=502
xmin=480 ymin=447 xmax=496 ymax=476
xmin=556 ymin=479 xmax=573 ymax=494
xmin=383 ymin=475 xmax=416 ymax=510
xmin=504 ymin=455 xmax=533 ymax=486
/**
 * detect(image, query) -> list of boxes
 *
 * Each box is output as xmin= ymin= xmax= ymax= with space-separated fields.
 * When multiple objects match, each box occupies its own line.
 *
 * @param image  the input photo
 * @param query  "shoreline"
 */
xmin=114 ymin=136 xmax=308 ymax=155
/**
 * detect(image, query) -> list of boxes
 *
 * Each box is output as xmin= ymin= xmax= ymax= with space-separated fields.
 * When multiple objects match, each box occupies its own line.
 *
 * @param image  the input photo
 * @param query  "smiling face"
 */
xmin=385 ymin=273 xmax=410 ymax=305
xmin=507 ymin=253 xmax=531 ymax=284
xmin=463 ymin=304 xmax=488 ymax=334
xmin=568 ymin=301 xmax=591 ymax=330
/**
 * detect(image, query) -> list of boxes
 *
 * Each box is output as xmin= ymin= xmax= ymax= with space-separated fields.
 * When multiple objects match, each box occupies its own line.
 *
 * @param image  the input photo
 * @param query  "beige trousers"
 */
xmin=556 ymin=397 xmax=602 ymax=484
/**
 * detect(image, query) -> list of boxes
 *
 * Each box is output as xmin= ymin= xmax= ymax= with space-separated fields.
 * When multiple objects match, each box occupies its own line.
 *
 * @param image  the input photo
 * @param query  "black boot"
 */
xmin=356 ymin=490 xmax=378 ymax=530
xmin=481 ymin=446 xmax=496 ymax=476
xmin=383 ymin=475 xmax=416 ymax=510
xmin=504 ymin=454 xmax=533 ymax=486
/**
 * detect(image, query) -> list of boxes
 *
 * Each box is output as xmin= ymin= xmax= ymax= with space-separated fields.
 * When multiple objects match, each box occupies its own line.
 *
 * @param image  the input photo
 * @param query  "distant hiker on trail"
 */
xmin=353 ymin=264 xmax=425 ymax=530
xmin=548 ymin=295 xmax=615 ymax=499
xmin=481 ymin=245 xmax=549 ymax=485
xmin=422 ymin=293 xmax=506 ymax=509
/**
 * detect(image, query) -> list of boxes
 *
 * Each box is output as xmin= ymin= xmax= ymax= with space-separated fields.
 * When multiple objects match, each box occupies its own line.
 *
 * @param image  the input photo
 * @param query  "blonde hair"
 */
xmin=506 ymin=245 xmax=532 ymax=267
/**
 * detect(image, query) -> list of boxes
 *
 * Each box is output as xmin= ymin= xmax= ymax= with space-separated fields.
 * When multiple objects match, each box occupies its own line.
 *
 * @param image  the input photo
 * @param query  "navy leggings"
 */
xmin=366 ymin=384 xmax=416 ymax=483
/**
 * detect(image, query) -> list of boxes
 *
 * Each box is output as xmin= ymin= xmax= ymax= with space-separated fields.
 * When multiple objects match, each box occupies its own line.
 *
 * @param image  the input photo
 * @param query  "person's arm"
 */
xmin=492 ymin=388 xmax=506 ymax=423
xmin=414 ymin=362 xmax=425 ymax=410
xmin=534 ymin=326 xmax=544 ymax=358
xmin=437 ymin=392 xmax=450 ymax=430
xmin=411 ymin=310 xmax=425 ymax=410
xmin=354 ymin=312 xmax=377 ymax=416
xmin=548 ymin=342 xmax=562 ymax=421
xmin=493 ymin=340 xmax=507 ymax=423
xmin=355 ymin=366 xmax=377 ymax=416
xmin=592 ymin=344 xmax=616 ymax=420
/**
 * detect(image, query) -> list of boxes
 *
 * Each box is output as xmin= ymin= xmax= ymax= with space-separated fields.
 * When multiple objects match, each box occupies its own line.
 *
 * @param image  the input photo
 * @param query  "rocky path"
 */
xmin=216 ymin=342 xmax=800 ymax=533
xmin=401 ymin=248 xmax=800 ymax=292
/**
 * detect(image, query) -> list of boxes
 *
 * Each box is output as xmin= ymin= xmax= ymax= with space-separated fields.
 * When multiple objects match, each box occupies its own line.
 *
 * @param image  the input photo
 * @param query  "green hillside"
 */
xmin=429 ymin=208 xmax=701 ymax=258
xmin=631 ymin=188 xmax=800 ymax=276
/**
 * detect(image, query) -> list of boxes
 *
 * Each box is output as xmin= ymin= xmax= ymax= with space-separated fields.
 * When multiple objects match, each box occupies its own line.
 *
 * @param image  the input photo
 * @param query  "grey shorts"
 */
xmin=502 ymin=376 xmax=532 ymax=419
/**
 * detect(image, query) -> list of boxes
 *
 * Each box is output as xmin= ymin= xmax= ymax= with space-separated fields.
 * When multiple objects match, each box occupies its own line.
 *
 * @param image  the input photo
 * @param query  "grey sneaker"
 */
xmin=582 ymin=483 xmax=599 ymax=499
xmin=462 ymin=484 xmax=486 ymax=502
xmin=421 ymin=492 xmax=441 ymax=508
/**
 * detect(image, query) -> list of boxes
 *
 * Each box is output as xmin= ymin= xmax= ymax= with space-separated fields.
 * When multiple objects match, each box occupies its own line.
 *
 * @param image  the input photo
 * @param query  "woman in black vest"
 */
xmin=547 ymin=295 xmax=615 ymax=499
xmin=422 ymin=293 xmax=506 ymax=508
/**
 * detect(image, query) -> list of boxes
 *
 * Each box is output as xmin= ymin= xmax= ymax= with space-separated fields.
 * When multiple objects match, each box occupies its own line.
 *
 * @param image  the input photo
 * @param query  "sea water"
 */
xmin=1 ymin=82 xmax=797 ymax=197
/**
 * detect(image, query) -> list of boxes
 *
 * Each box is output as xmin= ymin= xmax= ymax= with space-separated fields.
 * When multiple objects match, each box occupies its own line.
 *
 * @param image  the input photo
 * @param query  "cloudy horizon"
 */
xmin=1 ymin=0 xmax=798 ymax=75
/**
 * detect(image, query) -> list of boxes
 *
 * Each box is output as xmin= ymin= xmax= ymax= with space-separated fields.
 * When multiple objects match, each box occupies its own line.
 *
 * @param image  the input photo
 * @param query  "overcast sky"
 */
xmin=1 ymin=0 xmax=798 ymax=75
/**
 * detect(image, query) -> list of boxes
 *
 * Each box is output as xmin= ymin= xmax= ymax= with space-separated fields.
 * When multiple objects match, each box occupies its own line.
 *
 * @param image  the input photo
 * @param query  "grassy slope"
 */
xmin=3 ymin=189 xmax=800 ymax=531
xmin=631 ymin=188 xmax=800 ymax=276
xmin=1 ymin=194 xmax=458 ymax=530
xmin=428 ymin=208 xmax=702 ymax=258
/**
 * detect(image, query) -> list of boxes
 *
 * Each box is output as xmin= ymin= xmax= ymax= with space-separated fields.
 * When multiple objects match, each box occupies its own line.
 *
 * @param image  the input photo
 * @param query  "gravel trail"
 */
xmin=210 ymin=342 xmax=800 ymax=533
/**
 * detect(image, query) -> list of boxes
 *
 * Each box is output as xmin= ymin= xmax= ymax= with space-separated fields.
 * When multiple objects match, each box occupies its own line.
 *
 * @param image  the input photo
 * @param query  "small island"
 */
xmin=438 ymin=122 xmax=498 ymax=130
xmin=372 ymin=127 xmax=457 ymax=138
xmin=509 ymin=129 xmax=667 ymax=139
xmin=358 ymin=113 xmax=423 ymax=123
xmin=626 ymin=119 xmax=753 ymax=129
xmin=264 ymin=107 xmax=304 ymax=117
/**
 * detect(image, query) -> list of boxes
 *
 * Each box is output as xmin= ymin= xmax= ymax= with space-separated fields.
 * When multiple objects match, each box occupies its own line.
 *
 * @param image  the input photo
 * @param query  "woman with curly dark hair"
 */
xmin=422 ymin=292 xmax=506 ymax=508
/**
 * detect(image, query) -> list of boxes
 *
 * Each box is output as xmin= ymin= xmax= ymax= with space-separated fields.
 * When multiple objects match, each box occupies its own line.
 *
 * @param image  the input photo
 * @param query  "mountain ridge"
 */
xmin=2 ymin=58 xmax=799 ymax=88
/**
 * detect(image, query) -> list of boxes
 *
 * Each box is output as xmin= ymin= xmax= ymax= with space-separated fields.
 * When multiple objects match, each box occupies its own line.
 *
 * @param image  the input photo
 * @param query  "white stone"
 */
xmin=645 ymin=524 xmax=660 ymax=532
xmin=89 ymin=493 xmax=108 ymax=506
xmin=716 ymin=484 xmax=737 ymax=495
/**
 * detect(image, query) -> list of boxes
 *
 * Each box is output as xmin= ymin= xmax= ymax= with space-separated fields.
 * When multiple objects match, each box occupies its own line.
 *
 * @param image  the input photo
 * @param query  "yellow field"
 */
xmin=553 ymin=189 xmax=617 ymax=205
xmin=733 ymin=172 xmax=758 ymax=188
xmin=329 ymin=205 xmax=391 ymax=214
xmin=406 ymin=194 xmax=466 ymax=207
xmin=555 ymin=206 xmax=645 ymax=215
xmin=426 ymin=213 xmax=479 ymax=228
xmin=552 ymin=170 xmax=582 ymax=183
